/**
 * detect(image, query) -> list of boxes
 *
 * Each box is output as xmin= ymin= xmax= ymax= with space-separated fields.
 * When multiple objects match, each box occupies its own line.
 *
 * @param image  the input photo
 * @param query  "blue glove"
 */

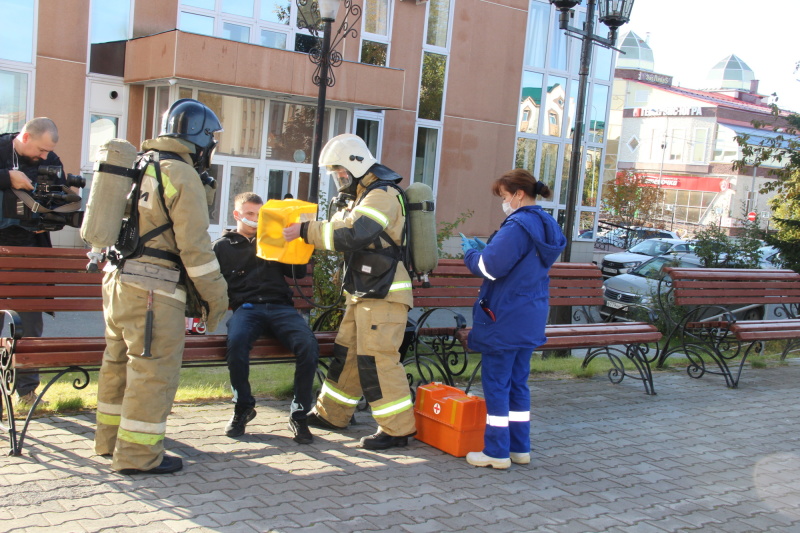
xmin=473 ymin=237 xmax=487 ymax=251
xmin=461 ymin=234 xmax=480 ymax=254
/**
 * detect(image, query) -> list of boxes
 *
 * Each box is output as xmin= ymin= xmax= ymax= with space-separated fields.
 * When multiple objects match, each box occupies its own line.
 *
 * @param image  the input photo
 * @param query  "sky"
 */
xmin=623 ymin=0 xmax=800 ymax=113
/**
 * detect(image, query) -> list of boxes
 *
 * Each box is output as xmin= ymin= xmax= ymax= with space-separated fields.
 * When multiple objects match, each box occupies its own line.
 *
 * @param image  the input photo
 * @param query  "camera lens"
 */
xmin=66 ymin=174 xmax=86 ymax=188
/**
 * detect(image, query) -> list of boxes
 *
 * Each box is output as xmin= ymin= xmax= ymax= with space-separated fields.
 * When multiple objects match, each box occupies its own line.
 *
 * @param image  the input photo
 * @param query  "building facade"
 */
xmin=2 ymin=0 xmax=617 ymax=258
xmin=608 ymin=32 xmax=797 ymax=237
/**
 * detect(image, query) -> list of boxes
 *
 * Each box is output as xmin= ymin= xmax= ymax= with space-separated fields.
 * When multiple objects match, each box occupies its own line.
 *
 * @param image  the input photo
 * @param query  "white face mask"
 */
xmin=502 ymin=194 xmax=519 ymax=216
xmin=238 ymin=215 xmax=259 ymax=229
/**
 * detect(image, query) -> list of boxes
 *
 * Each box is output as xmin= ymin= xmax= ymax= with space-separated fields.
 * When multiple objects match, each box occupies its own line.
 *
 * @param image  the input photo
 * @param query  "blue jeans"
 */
xmin=226 ymin=303 xmax=319 ymax=420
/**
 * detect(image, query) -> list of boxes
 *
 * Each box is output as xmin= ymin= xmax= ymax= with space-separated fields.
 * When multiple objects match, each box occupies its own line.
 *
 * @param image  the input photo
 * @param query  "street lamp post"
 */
xmin=295 ymin=0 xmax=361 ymax=204
xmin=549 ymin=0 xmax=635 ymax=262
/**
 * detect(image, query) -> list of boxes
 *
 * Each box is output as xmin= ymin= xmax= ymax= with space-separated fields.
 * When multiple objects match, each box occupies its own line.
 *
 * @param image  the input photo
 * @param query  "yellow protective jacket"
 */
xmin=128 ymin=136 xmax=228 ymax=330
xmin=303 ymin=172 xmax=413 ymax=307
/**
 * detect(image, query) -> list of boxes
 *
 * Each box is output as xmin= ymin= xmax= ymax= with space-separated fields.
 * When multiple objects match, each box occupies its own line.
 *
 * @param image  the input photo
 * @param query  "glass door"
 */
xmin=207 ymin=157 xmax=259 ymax=241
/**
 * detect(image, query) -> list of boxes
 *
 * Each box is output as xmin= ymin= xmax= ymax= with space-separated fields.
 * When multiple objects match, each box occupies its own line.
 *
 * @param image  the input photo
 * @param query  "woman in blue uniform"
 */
xmin=461 ymin=169 xmax=566 ymax=469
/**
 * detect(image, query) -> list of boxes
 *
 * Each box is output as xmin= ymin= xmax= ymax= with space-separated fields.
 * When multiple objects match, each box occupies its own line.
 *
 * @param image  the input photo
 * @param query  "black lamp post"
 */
xmin=295 ymin=0 xmax=361 ymax=204
xmin=550 ymin=0 xmax=634 ymax=262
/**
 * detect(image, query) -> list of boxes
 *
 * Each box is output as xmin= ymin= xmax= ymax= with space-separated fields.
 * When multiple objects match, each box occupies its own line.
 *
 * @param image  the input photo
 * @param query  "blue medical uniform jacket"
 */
xmin=464 ymin=205 xmax=566 ymax=353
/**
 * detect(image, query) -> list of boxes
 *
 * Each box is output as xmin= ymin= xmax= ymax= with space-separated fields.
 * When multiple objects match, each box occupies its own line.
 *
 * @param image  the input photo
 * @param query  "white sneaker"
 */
xmin=466 ymin=451 xmax=511 ymax=470
xmin=510 ymin=452 xmax=531 ymax=465
xmin=16 ymin=391 xmax=48 ymax=407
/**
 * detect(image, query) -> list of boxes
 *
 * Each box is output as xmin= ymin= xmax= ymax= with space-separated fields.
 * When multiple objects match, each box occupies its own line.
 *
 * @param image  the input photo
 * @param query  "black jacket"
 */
xmin=0 ymin=132 xmax=63 ymax=246
xmin=212 ymin=229 xmax=307 ymax=310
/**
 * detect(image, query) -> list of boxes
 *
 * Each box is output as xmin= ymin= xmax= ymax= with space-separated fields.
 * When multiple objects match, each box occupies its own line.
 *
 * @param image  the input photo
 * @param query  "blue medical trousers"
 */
xmin=481 ymin=347 xmax=532 ymax=459
xmin=226 ymin=303 xmax=319 ymax=419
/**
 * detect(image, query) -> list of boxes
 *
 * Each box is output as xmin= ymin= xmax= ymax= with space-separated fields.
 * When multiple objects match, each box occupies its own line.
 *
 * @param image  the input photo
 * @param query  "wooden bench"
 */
xmin=406 ymin=259 xmax=663 ymax=395
xmin=0 ymin=246 xmax=335 ymax=456
xmin=656 ymin=267 xmax=800 ymax=388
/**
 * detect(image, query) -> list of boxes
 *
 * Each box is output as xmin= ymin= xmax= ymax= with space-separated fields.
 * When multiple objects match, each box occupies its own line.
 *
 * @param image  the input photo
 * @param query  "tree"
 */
xmin=732 ymin=107 xmax=800 ymax=272
xmin=600 ymin=170 xmax=665 ymax=229
xmin=692 ymin=213 xmax=763 ymax=269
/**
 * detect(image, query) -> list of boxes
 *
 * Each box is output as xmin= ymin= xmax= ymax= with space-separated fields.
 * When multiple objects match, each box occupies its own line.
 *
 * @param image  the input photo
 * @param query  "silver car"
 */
xmin=600 ymin=238 xmax=695 ymax=278
xmin=601 ymin=253 xmax=703 ymax=320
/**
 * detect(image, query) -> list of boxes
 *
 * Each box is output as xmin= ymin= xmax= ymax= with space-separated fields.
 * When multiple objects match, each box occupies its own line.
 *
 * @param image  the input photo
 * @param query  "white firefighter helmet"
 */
xmin=320 ymin=134 xmax=377 ymax=192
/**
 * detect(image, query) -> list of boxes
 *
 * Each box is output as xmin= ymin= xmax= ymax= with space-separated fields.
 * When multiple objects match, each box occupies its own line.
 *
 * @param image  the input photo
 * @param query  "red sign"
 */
xmin=640 ymin=174 xmax=726 ymax=193
xmin=747 ymin=212 xmax=757 ymax=222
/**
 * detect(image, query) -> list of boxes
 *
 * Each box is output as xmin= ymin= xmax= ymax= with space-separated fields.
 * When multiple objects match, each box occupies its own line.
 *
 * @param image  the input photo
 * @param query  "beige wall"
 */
xmin=34 ymin=0 xmax=90 ymax=173
xmin=435 ymin=0 xmax=528 ymax=236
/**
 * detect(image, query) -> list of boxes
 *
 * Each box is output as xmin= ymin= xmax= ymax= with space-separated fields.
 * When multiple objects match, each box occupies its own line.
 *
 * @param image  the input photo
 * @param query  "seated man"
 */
xmin=212 ymin=192 xmax=319 ymax=443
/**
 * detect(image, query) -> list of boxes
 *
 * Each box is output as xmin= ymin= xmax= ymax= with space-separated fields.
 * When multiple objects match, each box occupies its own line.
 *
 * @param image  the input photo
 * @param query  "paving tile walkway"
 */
xmin=2 ymin=364 xmax=800 ymax=532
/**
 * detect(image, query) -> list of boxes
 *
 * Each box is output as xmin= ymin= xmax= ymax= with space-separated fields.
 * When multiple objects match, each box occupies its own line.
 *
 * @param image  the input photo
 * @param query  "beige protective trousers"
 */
xmin=95 ymin=270 xmax=186 ymax=471
xmin=314 ymin=298 xmax=416 ymax=436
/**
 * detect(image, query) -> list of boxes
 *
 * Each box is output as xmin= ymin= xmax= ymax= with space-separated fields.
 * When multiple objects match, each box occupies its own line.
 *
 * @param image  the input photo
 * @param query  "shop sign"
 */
xmin=632 ymin=106 xmax=703 ymax=117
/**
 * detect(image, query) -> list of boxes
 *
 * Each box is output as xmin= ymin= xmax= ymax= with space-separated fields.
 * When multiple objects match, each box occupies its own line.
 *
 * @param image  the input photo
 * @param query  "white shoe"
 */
xmin=466 ymin=451 xmax=511 ymax=469
xmin=510 ymin=452 xmax=530 ymax=465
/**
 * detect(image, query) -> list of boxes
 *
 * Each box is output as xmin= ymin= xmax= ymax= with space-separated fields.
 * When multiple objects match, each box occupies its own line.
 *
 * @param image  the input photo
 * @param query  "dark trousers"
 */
xmin=225 ymin=303 xmax=319 ymax=419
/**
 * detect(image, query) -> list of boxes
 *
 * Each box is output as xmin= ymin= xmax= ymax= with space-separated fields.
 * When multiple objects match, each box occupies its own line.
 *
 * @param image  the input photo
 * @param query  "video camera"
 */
xmin=32 ymin=165 xmax=86 ymax=231
xmin=4 ymin=165 xmax=86 ymax=232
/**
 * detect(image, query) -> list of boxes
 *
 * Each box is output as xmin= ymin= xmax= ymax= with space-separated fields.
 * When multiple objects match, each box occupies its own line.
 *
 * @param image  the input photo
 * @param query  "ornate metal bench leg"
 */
xmin=15 ymin=366 xmax=90 ymax=455
xmin=464 ymin=360 xmax=482 ymax=395
xmin=1 ymin=388 xmax=21 ymax=456
xmin=626 ymin=344 xmax=656 ymax=395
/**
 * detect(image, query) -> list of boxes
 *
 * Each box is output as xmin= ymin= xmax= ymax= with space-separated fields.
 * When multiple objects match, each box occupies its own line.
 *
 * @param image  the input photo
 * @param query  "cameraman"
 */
xmin=0 ymin=117 xmax=63 ymax=406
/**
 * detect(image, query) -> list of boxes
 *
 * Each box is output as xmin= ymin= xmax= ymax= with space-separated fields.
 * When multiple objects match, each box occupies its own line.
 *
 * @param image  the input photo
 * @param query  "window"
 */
xmin=414 ymin=127 xmax=439 ymax=188
xmin=361 ymin=41 xmax=388 ymax=66
xmin=179 ymin=0 xmax=292 ymax=49
xmin=88 ymin=115 xmax=119 ymax=163
xmin=261 ymin=29 xmax=287 ymax=49
xmin=523 ymin=1 xmax=549 ymax=69
xmin=549 ymin=11 xmax=568 ymax=71
xmin=515 ymin=137 xmax=538 ymax=175
xmin=0 ymin=0 xmax=34 ymax=63
xmin=426 ymin=0 xmax=451 ymax=48
xmin=361 ymin=0 xmax=390 ymax=65
xmin=0 ymin=68 xmax=28 ymax=133
xmin=692 ymin=128 xmax=708 ymax=163
xmin=364 ymin=0 xmax=389 ymax=34
xmin=627 ymin=135 xmax=639 ymax=153
xmin=589 ymin=84 xmax=609 ymax=143
xmin=198 ymin=91 xmax=265 ymax=158
xmin=356 ymin=117 xmax=381 ymax=157
xmin=418 ymin=52 xmax=447 ymax=121
xmin=540 ymin=142 xmax=559 ymax=192
xmin=544 ymin=76 xmax=566 ymax=137
xmin=223 ymin=22 xmax=251 ymax=42
xmin=518 ymin=71 xmax=543 ymax=134
xmin=669 ymin=128 xmax=685 ymax=161
xmin=143 ymin=86 xmax=172 ymax=140
xmin=713 ymin=125 xmax=738 ymax=162
xmin=181 ymin=12 xmax=215 ymax=35
xmin=582 ymin=147 xmax=600 ymax=207
xmin=91 ymin=0 xmax=132 ymax=44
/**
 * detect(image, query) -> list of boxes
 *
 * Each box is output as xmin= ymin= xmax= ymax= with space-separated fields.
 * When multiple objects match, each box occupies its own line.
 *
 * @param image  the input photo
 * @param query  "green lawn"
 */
xmin=14 ymin=339 xmax=797 ymax=417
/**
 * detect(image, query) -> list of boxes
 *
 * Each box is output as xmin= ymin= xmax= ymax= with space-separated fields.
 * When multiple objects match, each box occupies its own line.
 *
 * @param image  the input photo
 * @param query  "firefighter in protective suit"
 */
xmin=283 ymin=134 xmax=416 ymax=450
xmin=95 ymin=99 xmax=229 ymax=474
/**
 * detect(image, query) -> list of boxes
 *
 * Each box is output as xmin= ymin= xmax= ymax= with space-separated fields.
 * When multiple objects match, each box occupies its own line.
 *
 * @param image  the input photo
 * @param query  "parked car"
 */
xmin=601 ymin=253 xmax=703 ymax=321
xmin=577 ymin=230 xmax=595 ymax=240
xmin=759 ymin=245 xmax=782 ymax=268
xmin=601 ymin=253 xmax=766 ymax=322
xmin=596 ymin=226 xmax=680 ymax=249
xmin=600 ymin=238 xmax=695 ymax=278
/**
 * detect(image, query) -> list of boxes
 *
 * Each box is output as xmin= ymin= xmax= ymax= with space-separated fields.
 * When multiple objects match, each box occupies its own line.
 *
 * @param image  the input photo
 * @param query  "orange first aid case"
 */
xmin=413 ymin=383 xmax=486 ymax=457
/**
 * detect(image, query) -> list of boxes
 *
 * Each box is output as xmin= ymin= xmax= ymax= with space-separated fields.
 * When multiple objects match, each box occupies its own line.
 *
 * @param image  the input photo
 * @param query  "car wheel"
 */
xmin=742 ymin=308 xmax=763 ymax=321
